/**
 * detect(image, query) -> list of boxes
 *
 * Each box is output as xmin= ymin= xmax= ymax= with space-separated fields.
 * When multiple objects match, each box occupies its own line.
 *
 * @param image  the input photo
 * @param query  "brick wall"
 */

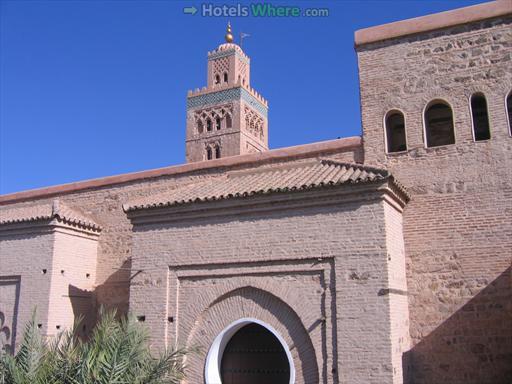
xmin=186 ymin=102 xmax=243 ymax=162
xmin=0 ymin=225 xmax=55 ymax=347
xmin=47 ymin=227 xmax=99 ymax=336
xmin=384 ymin=201 xmax=411 ymax=384
xmin=357 ymin=15 xmax=512 ymax=383
xmin=128 ymin=185 xmax=409 ymax=384
xmin=0 ymin=221 xmax=99 ymax=349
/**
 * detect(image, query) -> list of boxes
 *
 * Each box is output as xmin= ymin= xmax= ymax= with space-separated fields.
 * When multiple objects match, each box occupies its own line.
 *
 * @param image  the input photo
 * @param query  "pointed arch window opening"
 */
xmin=424 ymin=101 xmax=455 ymax=148
xmin=206 ymin=118 xmax=212 ymax=132
xmin=385 ymin=110 xmax=407 ymax=153
xmin=470 ymin=93 xmax=491 ymax=141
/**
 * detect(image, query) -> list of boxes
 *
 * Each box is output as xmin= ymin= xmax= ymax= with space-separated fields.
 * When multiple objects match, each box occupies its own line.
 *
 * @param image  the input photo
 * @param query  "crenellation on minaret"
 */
xmin=185 ymin=23 xmax=268 ymax=163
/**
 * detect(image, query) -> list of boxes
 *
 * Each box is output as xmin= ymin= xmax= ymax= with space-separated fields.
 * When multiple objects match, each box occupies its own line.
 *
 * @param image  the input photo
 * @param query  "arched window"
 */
xmin=226 ymin=114 xmax=232 ymax=129
xmin=385 ymin=111 xmax=407 ymax=153
xmin=215 ymin=146 xmax=221 ymax=159
xmin=206 ymin=118 xmax=212 ymax=132
xmin=216 ymin=117 xmax=221 ymax=130
xmin=507 ymin=91 xmax=512 ymax=136
xmin=424 ymin=101 xmax=455 ymax=147
xmin=206 ymin=147 xmax=212 ymax=160
xmin=197 ymin=120 xmax=204 ymax=134
xmin=215 ymin=74 xmax=220 ymax=85
xmin=470 ymin=93 xmax=490 ymax=141
xmin=223 ymin=72 xmax=228 ymax=83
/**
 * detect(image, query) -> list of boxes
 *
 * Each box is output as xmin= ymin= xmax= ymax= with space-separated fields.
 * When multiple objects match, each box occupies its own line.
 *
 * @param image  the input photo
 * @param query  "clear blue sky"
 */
xmin=0 ymin=0 xmax=486 ymax=194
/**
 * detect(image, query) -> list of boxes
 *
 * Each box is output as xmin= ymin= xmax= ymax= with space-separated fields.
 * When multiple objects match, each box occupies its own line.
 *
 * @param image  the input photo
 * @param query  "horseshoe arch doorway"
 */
xmin=205 ymin=318 xmax=295 ymax=384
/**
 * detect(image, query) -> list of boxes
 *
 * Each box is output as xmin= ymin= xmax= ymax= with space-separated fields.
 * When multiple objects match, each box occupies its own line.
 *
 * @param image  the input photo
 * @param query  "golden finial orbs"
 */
xmin=225 ymin=22 xmax=234 ymax=43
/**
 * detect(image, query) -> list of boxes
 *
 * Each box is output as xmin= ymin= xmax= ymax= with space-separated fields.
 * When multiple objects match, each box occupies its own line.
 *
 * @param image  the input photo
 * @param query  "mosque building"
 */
xmin=1 ymin=2 xmax=511 ymax=383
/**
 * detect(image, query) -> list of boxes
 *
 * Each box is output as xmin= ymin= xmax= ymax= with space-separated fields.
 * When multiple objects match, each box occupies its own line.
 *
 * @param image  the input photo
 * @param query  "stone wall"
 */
xmin=356 ymin=15 xmax=512 ymax=384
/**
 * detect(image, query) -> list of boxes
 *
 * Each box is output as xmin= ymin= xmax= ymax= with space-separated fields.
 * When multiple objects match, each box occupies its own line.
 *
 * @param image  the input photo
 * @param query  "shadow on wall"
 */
xmin=405 ymin=266 xmax=512 ymax=384
xmin=0 ymin=276 xmax=21 ymax=353
xmin=68 ymin=258 xmax=132 ymax=336
xmin=94 ymin=258 xmax=132 ymax=316
xmin=0 ymin=312 xmax=13 ymax=353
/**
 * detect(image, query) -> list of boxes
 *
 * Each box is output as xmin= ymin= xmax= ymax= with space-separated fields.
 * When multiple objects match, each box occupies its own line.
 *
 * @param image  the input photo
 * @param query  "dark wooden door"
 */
xmin=221 ymin=323 xmax=290 ymax=384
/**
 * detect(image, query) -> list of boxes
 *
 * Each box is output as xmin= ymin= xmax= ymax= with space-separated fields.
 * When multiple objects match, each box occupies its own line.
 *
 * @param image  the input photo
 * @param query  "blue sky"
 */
xmin=0 ymin=0 xmax=486 ymax=194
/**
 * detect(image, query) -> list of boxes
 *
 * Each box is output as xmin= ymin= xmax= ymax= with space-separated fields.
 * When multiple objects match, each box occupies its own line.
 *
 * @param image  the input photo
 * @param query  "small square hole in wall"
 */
xmin=86 ymin=273 xmax=90 ymax=278
xmin=37 ymin=324 xmax=42 ymax=329
xmin=60 ymin=270 xmax=65 ymax=275
xmin=168 ymin=316 xmax=174 ymax=323
xmin=42 ymin=269 xmax=47 ymax=274
xmin=56 ymin=325 xmax=61 ymax=330
xmin=137 ymin=315 xmax=146 ymax=322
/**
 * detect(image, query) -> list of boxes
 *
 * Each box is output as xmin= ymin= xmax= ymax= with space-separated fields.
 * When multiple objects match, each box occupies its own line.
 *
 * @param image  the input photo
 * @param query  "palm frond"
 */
xmin=0 ymin=307 xmax=191 ymax=384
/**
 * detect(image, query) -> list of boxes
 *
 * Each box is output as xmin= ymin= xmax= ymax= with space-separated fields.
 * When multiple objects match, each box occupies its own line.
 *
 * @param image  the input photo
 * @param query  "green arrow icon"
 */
xmin=183 ymin=6 xmax=197 ymax=15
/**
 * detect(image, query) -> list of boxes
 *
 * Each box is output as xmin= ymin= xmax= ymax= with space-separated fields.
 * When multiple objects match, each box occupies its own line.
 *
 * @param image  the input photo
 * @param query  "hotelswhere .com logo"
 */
xmin=184 ymin=3 xmax=330 ymax=17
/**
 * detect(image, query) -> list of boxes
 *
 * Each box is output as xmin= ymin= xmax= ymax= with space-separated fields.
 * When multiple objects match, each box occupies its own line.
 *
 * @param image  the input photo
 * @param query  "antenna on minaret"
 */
xmin=240 ymin=32 xmax=251 ymax=49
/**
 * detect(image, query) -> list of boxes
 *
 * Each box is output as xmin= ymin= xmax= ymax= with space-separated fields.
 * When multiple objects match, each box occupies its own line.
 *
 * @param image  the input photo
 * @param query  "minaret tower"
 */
xmin=185 ymin=23 xmax=269 ymax=163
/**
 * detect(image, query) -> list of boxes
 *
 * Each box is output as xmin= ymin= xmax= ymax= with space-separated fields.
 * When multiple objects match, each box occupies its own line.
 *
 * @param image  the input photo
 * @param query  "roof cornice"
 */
xmin=124 ymin=159 xmax=409 ymax=224
xmin=125 ymin=181 xmax=397 ymax=226
xmin=123 ymin=159 xmax=389 ymax=213
xmin=0 ymin=200 xmax=101 ymax=233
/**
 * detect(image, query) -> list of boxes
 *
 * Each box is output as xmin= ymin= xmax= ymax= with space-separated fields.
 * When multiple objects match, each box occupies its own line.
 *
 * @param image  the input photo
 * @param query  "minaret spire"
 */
xmin=225 ymin=22 xmax=234 ymax=43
